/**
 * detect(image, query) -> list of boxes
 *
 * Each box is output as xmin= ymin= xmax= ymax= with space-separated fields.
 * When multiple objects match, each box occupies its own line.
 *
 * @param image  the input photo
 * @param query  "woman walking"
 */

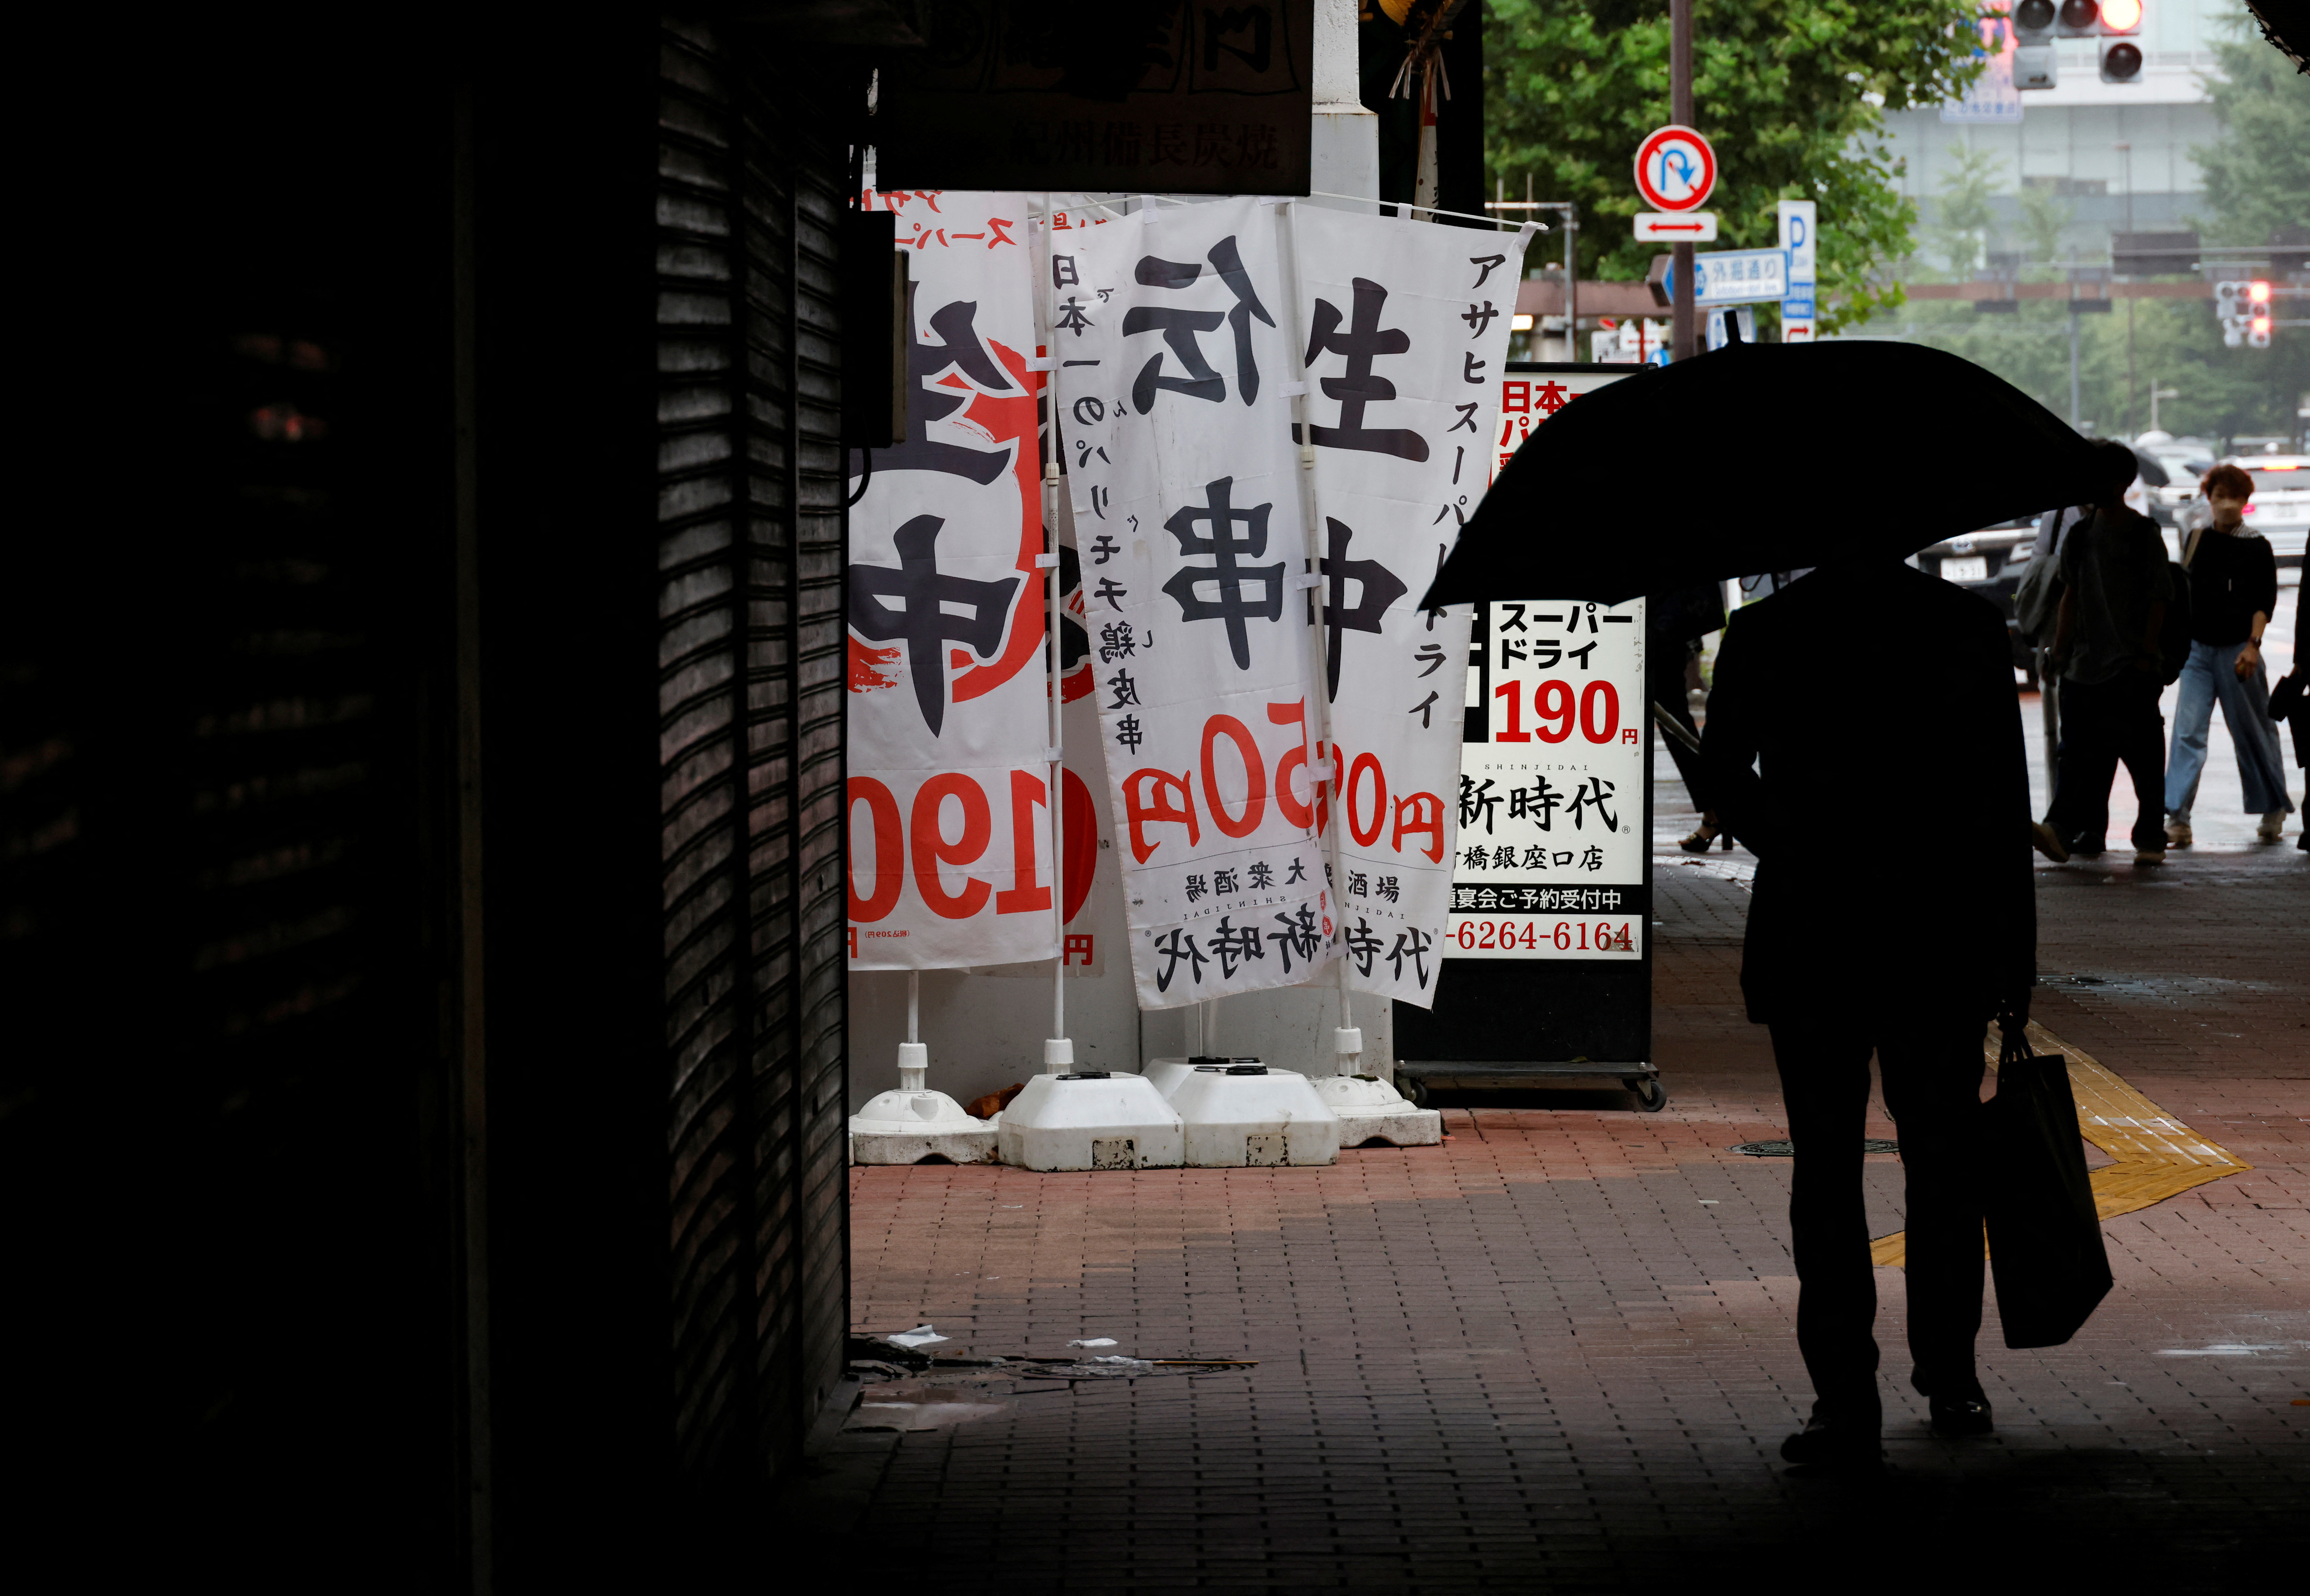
xmin=2164 ymin=464 xmax=2293 ymax=847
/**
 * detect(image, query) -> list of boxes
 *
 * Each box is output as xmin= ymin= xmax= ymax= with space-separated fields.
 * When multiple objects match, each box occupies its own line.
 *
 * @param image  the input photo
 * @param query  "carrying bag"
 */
xmin=1983 ymin=1022 xmax=2113 ymax=1348
xmin=2270 ymin=669 xmax=2302 ymax=724
xmin=2011 ymin=508 xmax=2070 ymax=642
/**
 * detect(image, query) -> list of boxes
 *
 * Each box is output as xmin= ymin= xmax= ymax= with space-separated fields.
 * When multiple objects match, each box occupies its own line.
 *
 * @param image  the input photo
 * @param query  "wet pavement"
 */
xmin=807 ymin=590 xmax=2307 ymax=1592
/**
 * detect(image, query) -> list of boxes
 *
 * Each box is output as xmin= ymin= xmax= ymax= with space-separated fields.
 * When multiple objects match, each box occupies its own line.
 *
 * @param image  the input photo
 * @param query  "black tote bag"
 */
xmin=1983 ymin=1023 xmax=2113 ymax=1348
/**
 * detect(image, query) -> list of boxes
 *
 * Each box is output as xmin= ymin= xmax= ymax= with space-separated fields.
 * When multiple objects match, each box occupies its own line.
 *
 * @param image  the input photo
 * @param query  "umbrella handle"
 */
xmin=1649 ymin=700 xmax=1702 ymax=756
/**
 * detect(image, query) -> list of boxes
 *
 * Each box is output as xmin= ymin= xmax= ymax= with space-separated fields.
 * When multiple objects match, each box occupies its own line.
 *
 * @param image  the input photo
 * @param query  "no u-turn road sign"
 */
xmin=1633 ymin=125 xmax=1716 ymax=213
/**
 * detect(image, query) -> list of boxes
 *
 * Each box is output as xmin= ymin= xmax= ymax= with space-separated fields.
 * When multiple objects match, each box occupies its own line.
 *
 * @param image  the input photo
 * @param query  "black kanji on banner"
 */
xmin=847 ymin=514 xmax=1022 ymax=736
xmin=866 ymin=290 xmax=1018 ymax=485
xmin=1303 ymin=278 xmax=1427 ymax=462
xmin=1159 ymin=476 xmax=1283 ymax=669
xmin=1318 ymin=516 xmax=1405 ymax=701
xmin=1123 ymin=236 xmax=1273 ymax=412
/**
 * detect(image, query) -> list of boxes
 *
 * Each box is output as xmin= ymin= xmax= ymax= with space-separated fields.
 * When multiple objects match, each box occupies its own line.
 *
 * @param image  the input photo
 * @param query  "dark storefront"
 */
xmin=6 ymin=10 xmax=878 ymax=1586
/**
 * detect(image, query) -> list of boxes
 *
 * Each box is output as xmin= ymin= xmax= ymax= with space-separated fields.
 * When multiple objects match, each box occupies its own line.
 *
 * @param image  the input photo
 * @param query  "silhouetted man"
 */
xmin=1703 ymin=558 xmax=2034 ymax=1472
xmin=2042 ymin=441 xmax=2172 ymax=864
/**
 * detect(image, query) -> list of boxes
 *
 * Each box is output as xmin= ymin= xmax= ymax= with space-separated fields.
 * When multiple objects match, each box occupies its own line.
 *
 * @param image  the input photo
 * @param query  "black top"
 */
xmin=1702 ymin=563 xmax=2033 ymax=1025
xmin=2185 ymin=529 xmax=2278 ymax=646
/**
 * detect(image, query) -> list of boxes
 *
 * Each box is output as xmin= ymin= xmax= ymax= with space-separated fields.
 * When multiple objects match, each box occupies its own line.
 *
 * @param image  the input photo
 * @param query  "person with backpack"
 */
xmin=2041 ymin=441 xmax=2175 ymax=866
xmin=2163 ymin=464 xmax=2292 ymax=848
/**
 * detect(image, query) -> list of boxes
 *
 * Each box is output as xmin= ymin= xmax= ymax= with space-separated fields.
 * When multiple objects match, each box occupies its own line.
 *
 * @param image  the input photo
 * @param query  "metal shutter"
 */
xmin=656 ymin=17 xmax=851 ymax=1492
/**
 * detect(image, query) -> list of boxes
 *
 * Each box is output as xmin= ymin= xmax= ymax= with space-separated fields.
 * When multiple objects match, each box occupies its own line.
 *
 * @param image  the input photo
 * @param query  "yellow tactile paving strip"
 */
xmin=1868 ymin=1020 xmax=2252 ymax=1268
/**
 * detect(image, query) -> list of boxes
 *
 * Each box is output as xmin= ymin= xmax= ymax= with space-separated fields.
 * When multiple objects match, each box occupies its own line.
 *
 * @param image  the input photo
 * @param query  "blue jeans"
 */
xmin=2166 ymin=640 xmax=2295 ymax=821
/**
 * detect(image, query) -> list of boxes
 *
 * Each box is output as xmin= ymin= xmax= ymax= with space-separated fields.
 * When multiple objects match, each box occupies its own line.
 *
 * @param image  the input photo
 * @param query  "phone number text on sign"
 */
xmin=1451 ymin=917 xmax=1638 ymax=954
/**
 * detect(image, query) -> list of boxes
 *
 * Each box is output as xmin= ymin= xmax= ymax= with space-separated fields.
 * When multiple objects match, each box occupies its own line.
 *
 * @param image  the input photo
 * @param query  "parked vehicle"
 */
xmin=2232 ymin=455 xmax=2310 ymax=570
xmin=1916 ymin=515 xmax=2041 ymax=683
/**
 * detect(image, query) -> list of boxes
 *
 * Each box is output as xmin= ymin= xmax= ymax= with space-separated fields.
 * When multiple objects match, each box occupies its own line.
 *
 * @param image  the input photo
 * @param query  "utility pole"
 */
xmin=2070 ymin=306 xmax=2083 ymax=430
xmin=2117 ymin=141 xmax=2135 ymax=435
xmin=1670 ymin=0 xmax=1696 ymax=362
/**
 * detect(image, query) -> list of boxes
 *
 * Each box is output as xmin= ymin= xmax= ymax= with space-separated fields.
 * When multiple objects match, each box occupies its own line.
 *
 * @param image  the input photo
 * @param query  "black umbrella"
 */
xmin=1421 ymin=339 xmax=2107 ymax=607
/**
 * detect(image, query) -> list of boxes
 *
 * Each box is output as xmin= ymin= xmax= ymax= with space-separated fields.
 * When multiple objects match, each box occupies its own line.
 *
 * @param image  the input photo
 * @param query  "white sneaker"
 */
xmin=2165 ymin=820 xmax=2193 ymax=848
xmin=2133 ymin=848 xmax=2166 ymax=867
xmin=2258 ymin=810 xmax=2287 ymax=841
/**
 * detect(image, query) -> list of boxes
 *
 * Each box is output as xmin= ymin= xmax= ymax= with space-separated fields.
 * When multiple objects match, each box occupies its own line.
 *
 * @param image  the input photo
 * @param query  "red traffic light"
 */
xmin=2248 ymin=280 xmax=2272 ymax=305
xmin=2101 ymin=0 xmax=2142 ymax=30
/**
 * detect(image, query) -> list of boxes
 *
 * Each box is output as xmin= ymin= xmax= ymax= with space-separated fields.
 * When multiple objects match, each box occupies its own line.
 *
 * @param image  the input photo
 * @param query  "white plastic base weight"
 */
xmin=996 ymin=1072 xmax=1184 ymax=1171
xmin=1313 ymin=1072 xmax=1443 ymax=1148
xmin=1167 ymin=1062 xmax=1340 ymax=1166
xmin=1141 ymin=1055 xmax=1262 ymax=1099
xmin=849 ymin=1088 xmax=998 ymax=1165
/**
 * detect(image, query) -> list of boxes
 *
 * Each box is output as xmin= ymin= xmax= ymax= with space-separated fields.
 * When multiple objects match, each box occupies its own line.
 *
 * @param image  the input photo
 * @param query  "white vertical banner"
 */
xmin=845 ymin=190 xmax=1060 ymax=971
xmin=1289 ymin=209 xmax=1533 ymax=1006
xmin=1053 ymin=197 xmax=1336 ymax=1008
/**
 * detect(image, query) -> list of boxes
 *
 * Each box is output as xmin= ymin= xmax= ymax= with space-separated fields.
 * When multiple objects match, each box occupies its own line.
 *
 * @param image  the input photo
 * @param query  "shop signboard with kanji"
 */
xmin=1458 ymin=364 xmax=1644 ymax=959
xmin=845 ymin=189 xmax=1064 ymax=972
xmin=1489 ymin=370 xmax=1635 ymax=483
xmin=1397 ymin=363 xmax=1656 ymax=1095
xmin=874 ymin=2 xmax=1314 ymax=197
xmin=1449 ymin=597 xmax=1647 ymax=961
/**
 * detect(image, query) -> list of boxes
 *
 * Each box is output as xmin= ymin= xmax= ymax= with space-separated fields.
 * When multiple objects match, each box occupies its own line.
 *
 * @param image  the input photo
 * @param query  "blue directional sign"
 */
xmin=1781 ymin=297 xmax=1816 ymax=320
xmin=1663 ymin=248 xmax=1791 ymax=307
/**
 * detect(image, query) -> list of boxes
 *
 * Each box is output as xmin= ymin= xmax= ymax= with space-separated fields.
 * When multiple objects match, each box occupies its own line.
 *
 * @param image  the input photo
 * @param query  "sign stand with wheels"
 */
xmin=1393 ymin=363 xmax=1663 ymax=1113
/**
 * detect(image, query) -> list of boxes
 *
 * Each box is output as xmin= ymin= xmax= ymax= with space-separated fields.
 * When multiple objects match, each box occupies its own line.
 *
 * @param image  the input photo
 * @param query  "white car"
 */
xmin=2231 ymin=455 xmax=2310 ymax=568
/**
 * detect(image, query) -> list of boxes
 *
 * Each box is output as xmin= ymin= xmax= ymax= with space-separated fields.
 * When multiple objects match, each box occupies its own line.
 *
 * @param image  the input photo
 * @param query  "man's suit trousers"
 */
xmin=1768 ymin=1008 xmax=1992 ymax=1415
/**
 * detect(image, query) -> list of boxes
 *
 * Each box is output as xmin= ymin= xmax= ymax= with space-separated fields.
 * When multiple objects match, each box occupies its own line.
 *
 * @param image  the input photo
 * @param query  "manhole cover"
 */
xmin=1728 ymin=1139 xmax=1899 ymax=1157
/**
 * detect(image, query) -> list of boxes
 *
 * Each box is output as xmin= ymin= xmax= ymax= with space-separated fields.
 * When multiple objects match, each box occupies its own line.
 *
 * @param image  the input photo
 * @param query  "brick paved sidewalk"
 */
xmin=809 ymin=793 xmax=2308 ymax=1591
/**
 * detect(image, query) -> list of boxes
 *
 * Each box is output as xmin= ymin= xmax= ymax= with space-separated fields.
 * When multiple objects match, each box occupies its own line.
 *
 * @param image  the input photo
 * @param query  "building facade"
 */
xmin=1882 ymin=0 xmax=2232 ymax=267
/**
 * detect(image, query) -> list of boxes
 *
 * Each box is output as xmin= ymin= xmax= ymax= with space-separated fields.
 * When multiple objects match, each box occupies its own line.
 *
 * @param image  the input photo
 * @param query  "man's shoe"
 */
xmin=1779 ymin=1415 xmax=1884 ymax=1473
xmin=2258 ymin=809 xmax=2287 ymax=841
xmin=1928 ymin=1392 xmax=1994 ymax=1438
xmin=2165 ymin=820 xmax=2193 ymax=848
xmin=2068 ymin=839 xmax=2104 ymax=859
xmin=2133 ymin=848 xmax=2165 ymax=866
xmin=2029 ymin=821 xmax=2070 ymax=863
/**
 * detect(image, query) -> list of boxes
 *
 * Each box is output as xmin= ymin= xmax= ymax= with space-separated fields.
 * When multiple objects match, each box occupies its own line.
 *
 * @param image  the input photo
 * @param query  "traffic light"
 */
xmin=2099 ymin=0 xmax=2145 ymax=83
xmin=2216 ymin=280 xmax=2275 ymax=349
xmin=2056 ymin=0 xmax=2100 ymax=37
xmin=2215 ymin=279 xmax=2246 ymax=346
xmin=2013 ymin=0 xmax=2059 ymax=88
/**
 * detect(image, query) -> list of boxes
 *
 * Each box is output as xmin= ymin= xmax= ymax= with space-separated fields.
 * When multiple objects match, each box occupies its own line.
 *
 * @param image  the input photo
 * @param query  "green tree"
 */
xmin=1927 ymin=144 xmax=2005 ymax=278
xmin=2013 ymin=181 xmax=2072 ymax=273
xmin=1483 ymin=0 xmax=1985 ymax=332
xmin=2193 ymin=12 xmax=2310 ymax=247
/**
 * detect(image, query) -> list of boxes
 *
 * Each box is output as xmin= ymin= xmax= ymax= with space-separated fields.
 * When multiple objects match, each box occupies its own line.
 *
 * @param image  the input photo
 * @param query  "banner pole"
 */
xmin=896 ymin=968 xmax=926 ymax=1094
xmin=1275 ymin=199 xmax=1362 ymax=1077
xmin=1038 ymin=192 xmax=1072 ymax=1077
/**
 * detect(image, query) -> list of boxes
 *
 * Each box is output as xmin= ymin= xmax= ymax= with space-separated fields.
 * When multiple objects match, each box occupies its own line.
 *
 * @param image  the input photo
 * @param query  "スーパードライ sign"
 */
xmin=1448 ymin=597 xmax=1648 ymax=961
